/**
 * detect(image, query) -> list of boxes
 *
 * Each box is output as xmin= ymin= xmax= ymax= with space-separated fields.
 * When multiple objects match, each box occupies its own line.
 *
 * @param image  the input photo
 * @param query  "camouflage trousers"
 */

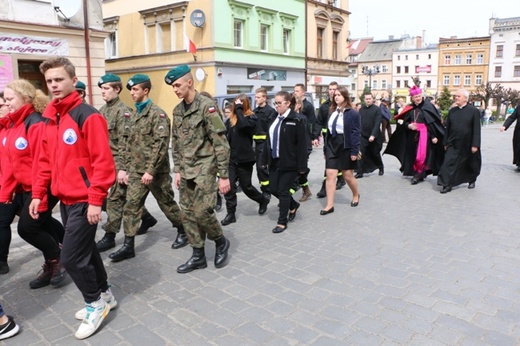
xmin=179 ymin=174 xmax=223 ymax=248
xmin=122 ymin=172 xmax=183 ymax=237
xmin=103 ymin=182 xmax=152 ymax=235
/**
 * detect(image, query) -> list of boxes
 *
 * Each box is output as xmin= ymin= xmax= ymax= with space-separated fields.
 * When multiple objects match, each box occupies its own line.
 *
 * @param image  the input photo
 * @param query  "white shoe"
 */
xmin=75 ymin=289 xmax=117 ymax=320
xmin=74 ymin=297 xmax=110 ymax=340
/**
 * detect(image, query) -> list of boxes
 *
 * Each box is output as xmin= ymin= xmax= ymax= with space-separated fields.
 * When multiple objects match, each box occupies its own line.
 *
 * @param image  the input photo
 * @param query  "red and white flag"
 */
xmin=347 ymin=39 xmax=360 ymax=50
xmin=184 ymin=32 xmax=197 ymax=55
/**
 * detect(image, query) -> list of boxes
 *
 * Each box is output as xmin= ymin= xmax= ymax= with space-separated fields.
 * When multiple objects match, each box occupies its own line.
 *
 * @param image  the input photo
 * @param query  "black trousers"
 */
xmin=60 ymin=203 xmax=108 ymax=303
xmin=0 ymin=202 xmax=19 ymax=263
xmin=255 ymin=141 xmax=270 ymax=193
xmin=269 ymin=159 xmax=299 ymax=225
xmin=18 ymin=192 xmax=64 ymax=261
xmin=224 ymin=161 xmax=264 ymax=214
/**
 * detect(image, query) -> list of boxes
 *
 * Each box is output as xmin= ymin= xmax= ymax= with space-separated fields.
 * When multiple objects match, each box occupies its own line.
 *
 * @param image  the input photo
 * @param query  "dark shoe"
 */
xmin=215 ymin=192 xmax=222 ymax=212
xmin=136 ymin=212 xmax=157 ymax=235
xmin=355 ymin=173 xmax=363 ymax=179
xmin=288 ymin=202 xmax=300 ymax=222
xmin=0 ymin=261 xmax=9 ymax=274
xmin=171 ymin=231 xmax=188 ymax=249
xmin=177 ymin=247 xmax=207 ymax=273
xmin=317 ymin=181 xmax=326 ymax=198
xmin=272 ymin=224 xmax=287 ymax=234
xmin=468 ymin=182 xmax=476 ymax=189
xmin=379 ymin=167 xmax=384 ymax=176
xmin=351 ymin=194 xmax=360 ymax=207
xmin=335 ymin=177 xmax=346 ymax=190
xmin=221 ymin=213 xmax=236 ymax=226
xmin=411 ymin=177 xmax=423 ymax=185
xmin=96 ymin=233 xmax=116 ymax=252
xmin=49 ymin=259 xmax=67 ymax=287
xmin=299 ymin=186 xmax=312 ymax=202
xmin=109 ymin=236 xmax=135 ymax=262
xmin=320 ymin=207 xmax=335 ymax=215
xmin=516 ymin=166 xmax=520 ymax=172
xmin=29 ymin=261 xmax=53 ymax=289
xmin=258 ymin=197 xmax=269 ymax=215
xmin=214 ymin=236 xmax=230 ymax=269
xmin=0 ymin=315 xmax=20 ymax=341
xmin=440 ymin=186 xmax=452 ymax=194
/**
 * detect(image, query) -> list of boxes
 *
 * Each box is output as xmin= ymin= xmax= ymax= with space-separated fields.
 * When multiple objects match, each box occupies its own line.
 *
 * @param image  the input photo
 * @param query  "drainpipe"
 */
xmin=83 ymin=0 xmax=93 ymax=105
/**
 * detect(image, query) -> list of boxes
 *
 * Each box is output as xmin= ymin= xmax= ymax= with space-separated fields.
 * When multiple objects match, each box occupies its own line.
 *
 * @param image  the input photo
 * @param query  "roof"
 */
xmin=358 ymin=39 xmax=404 ymax=63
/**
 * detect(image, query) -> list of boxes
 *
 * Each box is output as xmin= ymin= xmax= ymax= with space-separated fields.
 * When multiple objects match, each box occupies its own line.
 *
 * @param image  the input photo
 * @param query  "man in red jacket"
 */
xmin=29 ymin=57 xmax=116 ymax=340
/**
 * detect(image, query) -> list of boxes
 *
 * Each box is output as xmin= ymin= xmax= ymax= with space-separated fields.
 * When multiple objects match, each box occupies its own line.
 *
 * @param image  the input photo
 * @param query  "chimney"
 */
xmin=416 ymin=36 xmax=422 ymax=48
xmin=389 ymin=35 xmax=394 ymax=40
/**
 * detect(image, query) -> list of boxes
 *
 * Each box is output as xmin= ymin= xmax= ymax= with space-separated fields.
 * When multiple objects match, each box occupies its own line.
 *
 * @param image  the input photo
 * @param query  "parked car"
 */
xmin=213 ymin=92 xmax=313 ymax=111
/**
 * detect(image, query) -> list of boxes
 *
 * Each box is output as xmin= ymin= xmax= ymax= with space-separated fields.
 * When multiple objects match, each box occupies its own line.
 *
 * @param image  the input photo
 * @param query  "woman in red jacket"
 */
xmin=1 ymin=80 xmax=66 ymax=288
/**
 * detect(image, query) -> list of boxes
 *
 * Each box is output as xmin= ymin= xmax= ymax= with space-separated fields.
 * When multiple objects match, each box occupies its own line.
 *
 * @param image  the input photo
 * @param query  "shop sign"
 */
xmin=0 ymin=54 xmax=14 ymax=91
xmin=0 ymin=33 xmax=69 ymax=55
xmin=247 ymin=68 xmax=287 ymax=81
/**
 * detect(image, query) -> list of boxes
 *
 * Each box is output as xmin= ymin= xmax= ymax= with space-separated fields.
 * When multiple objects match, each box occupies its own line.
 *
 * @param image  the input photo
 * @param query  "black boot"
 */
xmin=136 ymin=211 xmax=157 ymax=235
xmin=336 ymin=177 xmax=346 ymax=190
xmin=214 ymin=236 xmax=230 ymax=268
xmin=316 ymin=180 xmax=326 ymax=198
xmin=177 ymin=247 xmax=207 ymax=273
xmin=109 ymin=236 xmax=135 ymax=262
xmin=221 ymin=213 xmax=236 ymax=226
xmin=96 ymin=232 xmax=116 ymax=252
xmin=215 ymin=192 xmax=223 ymax=212
xmin=171 ymin=225 xmax=189 ymax=249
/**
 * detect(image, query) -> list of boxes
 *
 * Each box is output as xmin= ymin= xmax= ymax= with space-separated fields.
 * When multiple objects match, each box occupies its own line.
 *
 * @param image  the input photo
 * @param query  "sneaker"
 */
xmin=75 ymin=289 xmax=118 ymax=320
xmin=0 ymin=261 xmax=9 ymax=275
xmin=0 ymin=315 xmax=20 ymax=340
xmin=74 ymin=297 xmax=110 ymax=340
xmin=29 ymin=261 xmax=52 ymax=289
xmin=49 ymin=259 xmax=67 ymax=287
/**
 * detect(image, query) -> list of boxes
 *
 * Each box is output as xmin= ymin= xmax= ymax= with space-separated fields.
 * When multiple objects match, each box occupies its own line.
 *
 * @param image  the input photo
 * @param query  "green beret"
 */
xmin=98 ymin=73 xmax=121 ymax=87
xmin=126 ymin=74 xmax=150 ymax=90
xmin=164 ymin=65 xmax=190 ymax=85
xmin=75 ymin=81 xmax=86 ymax=91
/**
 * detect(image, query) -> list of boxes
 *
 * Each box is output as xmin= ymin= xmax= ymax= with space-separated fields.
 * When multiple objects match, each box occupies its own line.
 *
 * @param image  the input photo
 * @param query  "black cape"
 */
xmin=437 ymin=104 xmax=482 ymax=187
xmin=384 ymin=98 xmax=445 ymax=176
xmin=502 ymin=105 xmax=520 ymax=166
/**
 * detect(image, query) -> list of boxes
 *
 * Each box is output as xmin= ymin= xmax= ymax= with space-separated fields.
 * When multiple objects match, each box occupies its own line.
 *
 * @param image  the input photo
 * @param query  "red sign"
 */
xmin=415 ymin=65 xmax=432 ymax=73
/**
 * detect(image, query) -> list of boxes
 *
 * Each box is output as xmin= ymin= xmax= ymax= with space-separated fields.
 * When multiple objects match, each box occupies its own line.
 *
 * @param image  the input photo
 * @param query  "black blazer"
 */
xmin=263 ymin=110 xmax=308 ymax=172
xmin=326 ymin=108 xmax=361 ymax=158
xmin=225 ymin=104 xmax=257 ymax=163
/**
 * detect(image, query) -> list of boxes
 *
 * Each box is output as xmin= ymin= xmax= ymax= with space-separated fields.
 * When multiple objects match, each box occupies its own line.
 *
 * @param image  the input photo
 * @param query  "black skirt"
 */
xmin=325 ymin=134 xmax=358 ymax=171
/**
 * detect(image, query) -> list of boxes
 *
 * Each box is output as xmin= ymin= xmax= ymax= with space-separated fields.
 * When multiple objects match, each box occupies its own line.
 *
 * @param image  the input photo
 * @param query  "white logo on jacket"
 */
xmin=63 ymin=129 xmax=78 ymax=145
xmin=15 ymin=137 xmax=28 ymax=150
xmin=2 ymin=137 xmax=5 ymax=146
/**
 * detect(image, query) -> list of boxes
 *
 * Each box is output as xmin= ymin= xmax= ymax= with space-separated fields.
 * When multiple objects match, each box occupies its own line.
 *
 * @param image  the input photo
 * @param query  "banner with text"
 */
xmin=0 ymin=54 xmax=14 ymax=91
xmin=0 ymin=33 xmax=69 ymax=56
xmin=247 ymin=68 xmax=287 ymax=81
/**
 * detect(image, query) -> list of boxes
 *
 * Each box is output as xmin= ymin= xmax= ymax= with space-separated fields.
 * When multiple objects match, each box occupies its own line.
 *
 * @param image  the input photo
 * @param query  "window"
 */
xmin=372 ymin=80 xmax=377 ymax=90
xmin=496 ymin=45 xmax=503 ymax=58
xmin=516 ymin=44 xmax=520 ymax=57
xmin=495 ymin=66 xmax=502 ymax=78
xmin=397 ymin=55 xmax=401 ymax=61
xmin=464 ymin=75 xmax=471 ymax=85
xmin=382 ymin=65 xmax=388 ymax=73
xmin=455 ymin=54 xmax=461 ymax=65
xmin=404 ymin=81 xmax=409 ymax=88
xmin=404 ymin=66 xmax=409 ymax=73
xmin=332 ymin=31 xmax=339 ymax=60
xmin=381 ymin=80 xmax=387 ymax=89
xmin=396 ymin=80 xmax=401 ymax=88
xmin=396 ymin=66 xmax=401 ymax=74
xmin=466 ymin=54 xmax=472 ymax=64
xmin=454 ymin=75 xmax=460 ymax=85
xmin=363 ymin=80 xmax=369 ymax=88
xmin=444 ymin=55 xmax=451 ymax=64
xmin=416 ymin=54 xmax=419 ymax=60
xmin=106 ymin=32 xmax=117 ymax=58
xmin=443 ymin=75 xmax=450 ymax=86
xmin=317 ymin=28 xmax=324 ymax=58
xmin=234 ymin=20 xmax=243 ymax=48
xmin=283 ymin=29 xmax=290 ymax=54
xmin=477 ymin=54 xmax=484 ymax=64
xmin=428 ymin=54 xmax=431 ymax=59
xmin=426 ymin=80 xmax=431 ymax=88
xmin=260 ymin=24 xmax=269 ymax=51
xmin=514 ymin=66 xmax=520 ymax=77
xmin=227 ymin=85 xmax=252 ymax=94
xmin=475 ymin=74 xmax=482 ymax=85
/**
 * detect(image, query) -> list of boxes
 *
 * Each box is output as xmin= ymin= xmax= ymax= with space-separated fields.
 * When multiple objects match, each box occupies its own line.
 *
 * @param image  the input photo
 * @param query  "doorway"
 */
xmin=18 ymin=60 xmax=47 ymax=94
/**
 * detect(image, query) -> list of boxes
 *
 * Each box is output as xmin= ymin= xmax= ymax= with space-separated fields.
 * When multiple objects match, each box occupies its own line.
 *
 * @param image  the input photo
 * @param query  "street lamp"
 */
xmin=362 ymin=65 xmax=380 ymax=91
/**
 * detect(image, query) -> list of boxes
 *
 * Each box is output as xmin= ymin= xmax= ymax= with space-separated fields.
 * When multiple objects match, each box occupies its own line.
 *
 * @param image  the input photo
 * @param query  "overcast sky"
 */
xmin=348 ymin=0 xmax=519 ymax=44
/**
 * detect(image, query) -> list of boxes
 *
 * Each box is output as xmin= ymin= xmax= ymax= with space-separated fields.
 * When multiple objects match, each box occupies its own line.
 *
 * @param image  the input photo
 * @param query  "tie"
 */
xmin=331 ymin=110 xmax=341 ymax=137
xmin=272 ymin=116 xmax=284 ymax=159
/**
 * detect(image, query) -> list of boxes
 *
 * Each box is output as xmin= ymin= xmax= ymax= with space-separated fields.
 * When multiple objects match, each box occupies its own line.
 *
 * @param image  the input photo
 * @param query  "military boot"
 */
xmin=214 ymin=236 xmax=230 ymax=268
xmin=171 ymin=225 xmax=188 ymax=249
xmin=96 ymin=233 xmax=116 ymax=252
xmin=299 ymin=185 xmax=312 ymax=202
xmin=109 ymin=236 xmax=135 ymax=262
xmin=136 ymin=211 xmax=157 ymax=235
xmin=177 ymin=247 xmax=207 ymax=273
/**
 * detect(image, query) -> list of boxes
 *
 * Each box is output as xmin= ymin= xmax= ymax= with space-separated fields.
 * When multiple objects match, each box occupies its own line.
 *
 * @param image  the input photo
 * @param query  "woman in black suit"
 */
xmin=319 ymin=86 xmax=361 ymax=215
xmin=263 ymin=91 xmax=308 ymax=233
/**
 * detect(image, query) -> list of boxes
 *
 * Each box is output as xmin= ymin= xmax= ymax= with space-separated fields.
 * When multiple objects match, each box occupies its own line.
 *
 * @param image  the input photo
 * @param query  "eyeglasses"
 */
xmin=274 ymin=101 xmax=286 ymax=106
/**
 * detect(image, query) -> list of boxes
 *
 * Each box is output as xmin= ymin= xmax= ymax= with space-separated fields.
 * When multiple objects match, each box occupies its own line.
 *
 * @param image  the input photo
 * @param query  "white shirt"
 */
xmin=328 ymin=109 xmax=344 ymax=135
xmin=269 ymin=109 xmax=290 ymax=158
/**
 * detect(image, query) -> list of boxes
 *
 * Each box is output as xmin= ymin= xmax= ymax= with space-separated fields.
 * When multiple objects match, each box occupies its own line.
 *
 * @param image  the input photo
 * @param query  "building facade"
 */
xmin=488 ymin=17 xmax=520 ymax=92
xmin=103 ymin=0 xmax=306 ymax=111
xmin=437 ymin=36 xmax=490 ymax=97
xmin=0 ymin=0 xmax=107 ymax=107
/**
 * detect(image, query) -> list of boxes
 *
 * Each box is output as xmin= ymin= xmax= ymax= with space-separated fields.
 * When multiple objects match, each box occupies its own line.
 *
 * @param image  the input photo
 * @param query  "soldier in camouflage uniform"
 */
xmin=95 ymin=73 xmax=158 ymax=253
xmin=109 ymin=74 xmax=186 ymax=262
xmin=165 ymin=65 xmax=231 ymax=273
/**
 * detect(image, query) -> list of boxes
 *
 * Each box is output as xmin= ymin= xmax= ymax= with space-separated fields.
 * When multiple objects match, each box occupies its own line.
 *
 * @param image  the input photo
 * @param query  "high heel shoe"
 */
xmin=351 ymin=194 xmax=360 ymax=207
xmin=319 ymin=207 xmax=334 ymax=215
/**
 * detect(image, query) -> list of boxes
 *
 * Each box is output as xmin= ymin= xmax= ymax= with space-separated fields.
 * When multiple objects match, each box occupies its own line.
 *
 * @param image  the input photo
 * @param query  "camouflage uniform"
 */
xmin=122 ymin=100 xmax=183 ymax=236
xmin=100 ymin=97 xmax=152 ymax=236
xmin=172 ymin=92 xmax=230 ymax=248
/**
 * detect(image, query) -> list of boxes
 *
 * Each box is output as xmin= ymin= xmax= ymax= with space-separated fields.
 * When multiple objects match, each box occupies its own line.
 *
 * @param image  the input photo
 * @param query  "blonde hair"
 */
xmin=5 ymin=79 xmax=49 ymax=113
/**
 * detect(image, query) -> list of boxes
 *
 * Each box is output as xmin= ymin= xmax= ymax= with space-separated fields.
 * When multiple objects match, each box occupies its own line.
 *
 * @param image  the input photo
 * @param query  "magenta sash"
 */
xmin=413 ymin=123 xmax=428 ymax=173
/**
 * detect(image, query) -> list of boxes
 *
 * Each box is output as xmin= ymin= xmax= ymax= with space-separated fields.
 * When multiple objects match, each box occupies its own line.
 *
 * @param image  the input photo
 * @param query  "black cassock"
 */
xmin=502 ymin=105 xmax=520 ymax=167
xmin=437 ymin=104 xmax=482 ymax=187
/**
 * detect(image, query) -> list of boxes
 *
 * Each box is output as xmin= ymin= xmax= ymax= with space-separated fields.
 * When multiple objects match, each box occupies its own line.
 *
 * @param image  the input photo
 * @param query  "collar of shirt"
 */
xmin=278 ymin=108 xmax=291 ymax=119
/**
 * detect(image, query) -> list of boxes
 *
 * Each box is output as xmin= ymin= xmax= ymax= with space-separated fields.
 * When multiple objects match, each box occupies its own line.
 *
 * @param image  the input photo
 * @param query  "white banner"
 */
xmin=0 ymin=32 xmax=69 ymax=56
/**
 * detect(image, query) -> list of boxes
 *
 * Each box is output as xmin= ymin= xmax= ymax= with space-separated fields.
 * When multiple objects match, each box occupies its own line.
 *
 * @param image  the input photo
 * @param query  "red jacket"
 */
xmin=0 ymin=104 xmax=44 ymax=204
xmin=33 ymin=92 xmax=115 ymax=207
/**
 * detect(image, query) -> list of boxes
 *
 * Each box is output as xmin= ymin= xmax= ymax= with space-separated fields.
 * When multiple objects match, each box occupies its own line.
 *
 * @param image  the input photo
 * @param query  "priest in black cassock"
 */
xmin=355 ymin=93 xmax=384 ymax=178
xmin=500 ymin=104 xmax=520 ymax=171
xmin=437 ymin=89 xmax=482 ymax=193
